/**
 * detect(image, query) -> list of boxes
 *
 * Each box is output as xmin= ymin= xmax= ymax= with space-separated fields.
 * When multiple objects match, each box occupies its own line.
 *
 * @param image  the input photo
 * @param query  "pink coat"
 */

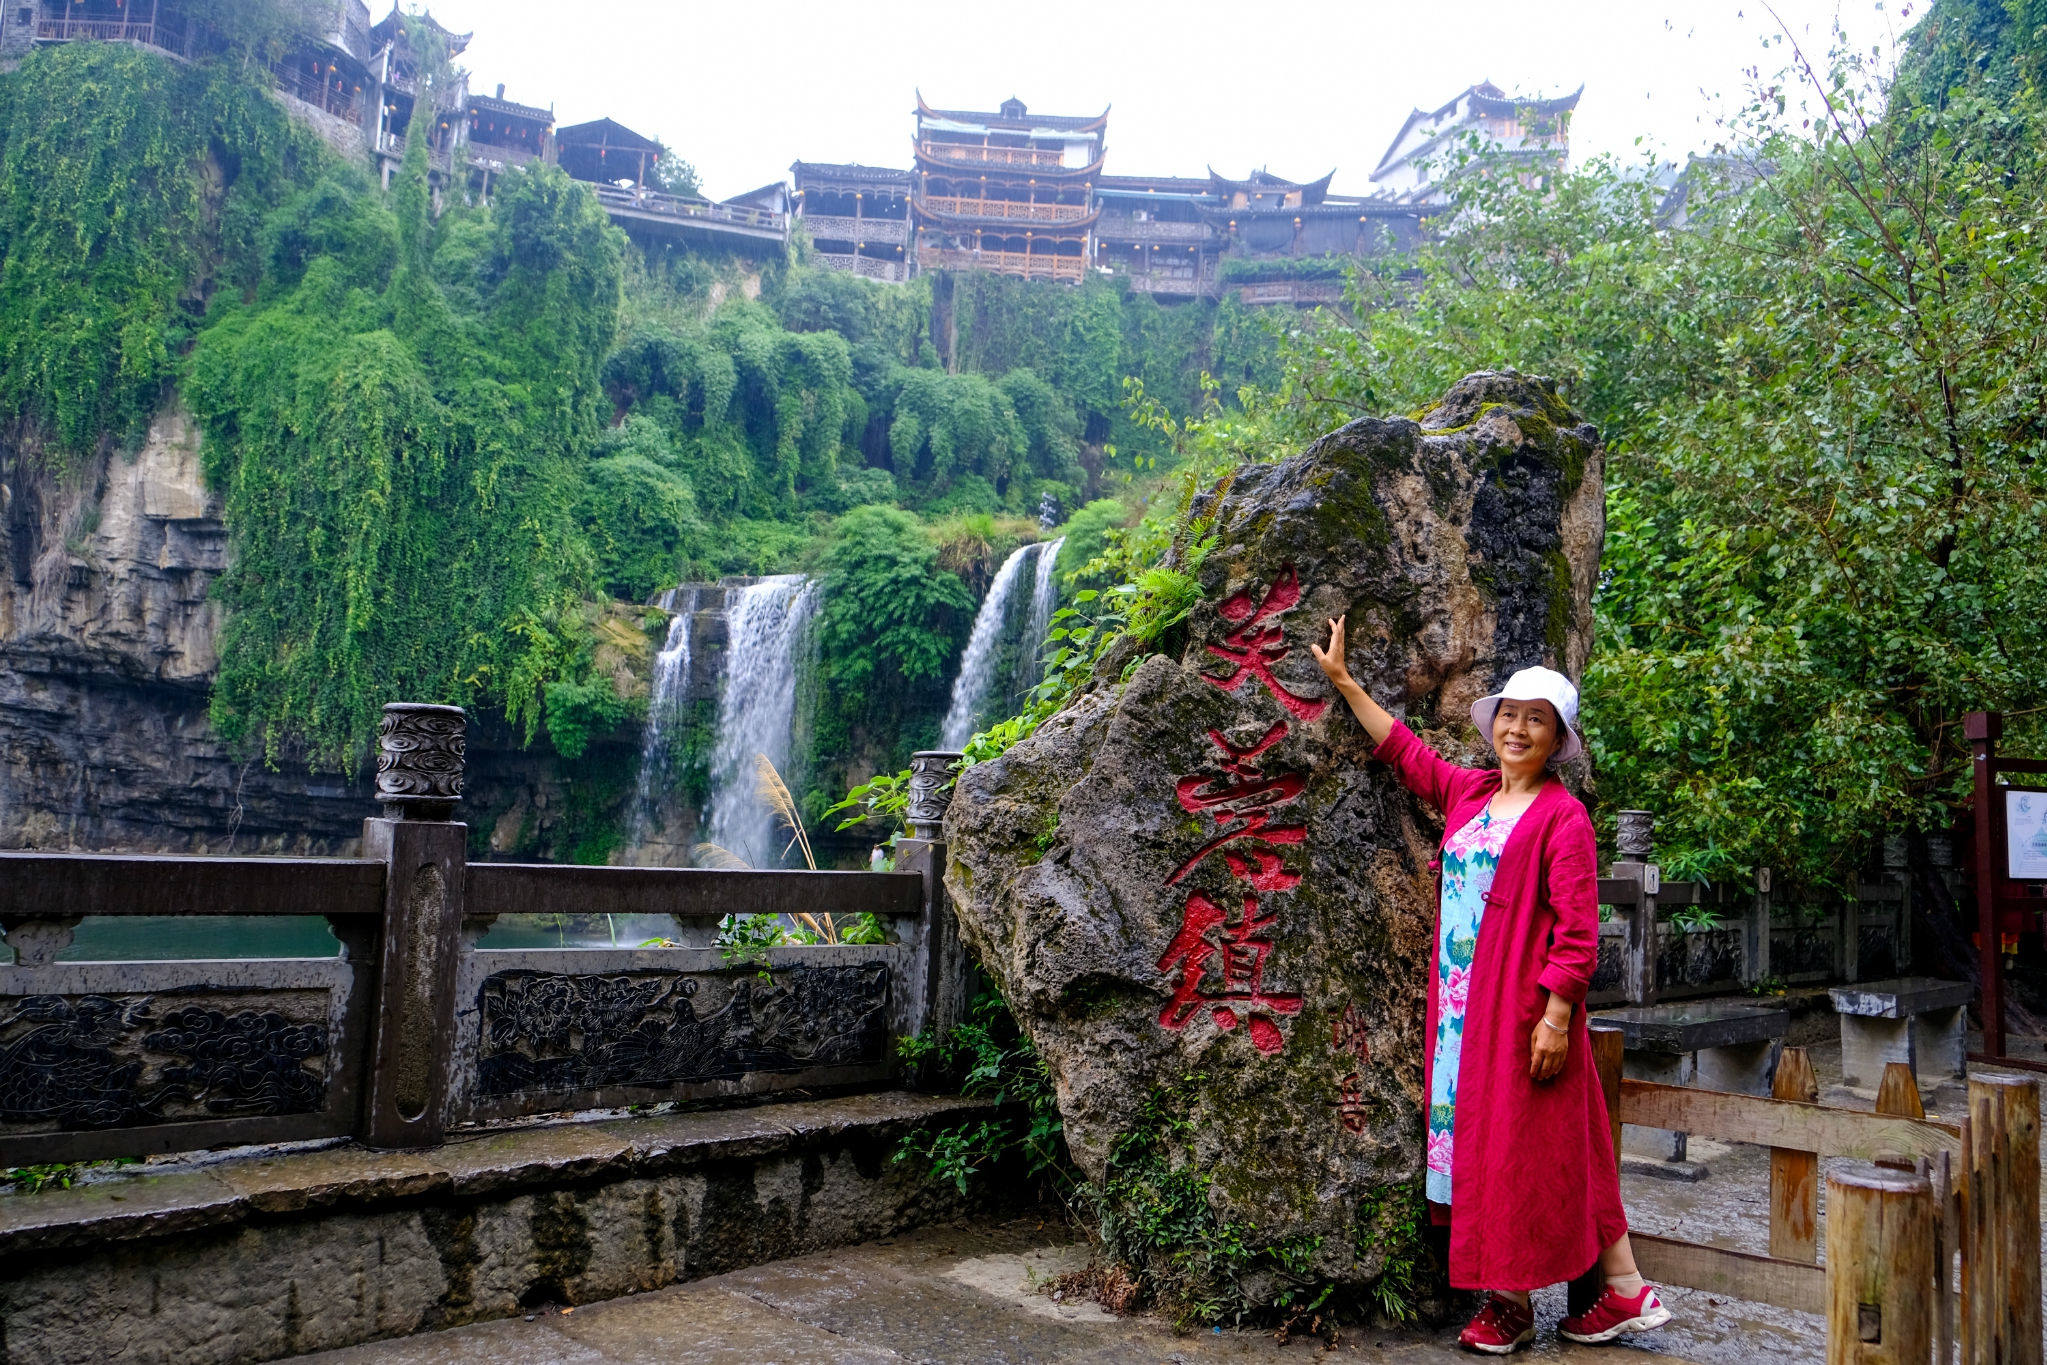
xmin=1373 ymin=720 xmax=1628 ymax=1291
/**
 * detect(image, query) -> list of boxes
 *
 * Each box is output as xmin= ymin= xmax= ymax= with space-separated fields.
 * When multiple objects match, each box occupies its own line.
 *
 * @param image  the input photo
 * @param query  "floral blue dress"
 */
xmin=1426 ymin=806 xmax=1521 ymax=1206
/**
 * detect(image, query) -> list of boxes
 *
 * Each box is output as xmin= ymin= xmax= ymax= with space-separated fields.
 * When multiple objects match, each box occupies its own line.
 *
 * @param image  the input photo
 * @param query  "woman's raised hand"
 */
xmin=1310 ymin=616 xmax=1352 ymax=687
xmin=1312 ymin=616 xmax=1396 ymax=746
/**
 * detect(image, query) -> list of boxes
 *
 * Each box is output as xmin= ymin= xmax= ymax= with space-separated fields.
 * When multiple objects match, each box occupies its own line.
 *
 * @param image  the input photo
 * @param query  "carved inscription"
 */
xmin=1157 ymin=566 xmax=1320 ymax=1058
xmin=475 ymin=963 xmax=890 ymax=1097
xmin=0 ymin=994 xmax=329 ymax=1129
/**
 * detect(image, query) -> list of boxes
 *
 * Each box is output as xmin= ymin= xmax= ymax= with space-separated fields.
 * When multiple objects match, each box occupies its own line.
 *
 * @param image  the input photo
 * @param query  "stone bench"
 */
xmin=1829 ymin=976 xmax=1972 ymax=1089
xmin=1592 ymin=1001 xmax=1790 ymax=1177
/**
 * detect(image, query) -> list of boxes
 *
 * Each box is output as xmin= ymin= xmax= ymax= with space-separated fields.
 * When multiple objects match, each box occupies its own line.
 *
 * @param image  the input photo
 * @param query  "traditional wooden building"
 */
xmin=558 ymin=117 xmax=787 ymax=254
xmin=0 ymin=0 xmax=196 ymax=57
xmin=1371 ymin=81 xmax=1580 ymax=203
xmin=911 ymin=94 xmax=1103 ymax=284
xmin=467 ymin=84 xmax=554 ymax=171
xmin=792 ymin=162 xmax=913 ymax=283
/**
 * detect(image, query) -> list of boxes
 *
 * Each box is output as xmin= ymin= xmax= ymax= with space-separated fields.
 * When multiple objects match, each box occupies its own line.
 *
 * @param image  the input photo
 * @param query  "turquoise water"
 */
xmin=42 ymin=916 xmax=344 ymax=962
xmin=2 ymin=914 xmax=689 ymax=964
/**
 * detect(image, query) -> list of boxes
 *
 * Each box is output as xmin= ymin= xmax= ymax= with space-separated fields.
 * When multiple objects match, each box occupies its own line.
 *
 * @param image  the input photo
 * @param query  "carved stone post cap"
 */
xmin=378 ymin=702 xmax=467 ymax=820
xmin=907 ymin=750 xmax=965 ymax=840
xmin=1615 ymin=809 xmax=1656 ymax=858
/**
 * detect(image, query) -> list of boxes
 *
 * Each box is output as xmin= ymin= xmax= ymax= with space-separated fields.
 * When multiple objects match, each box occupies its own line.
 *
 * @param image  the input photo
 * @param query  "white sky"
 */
xmin=427 ymin=0 xmax=1917 ymax=201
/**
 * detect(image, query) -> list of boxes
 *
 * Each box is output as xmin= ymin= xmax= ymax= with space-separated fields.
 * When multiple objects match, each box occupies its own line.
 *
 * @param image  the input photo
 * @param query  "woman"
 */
xmin=1310 ymin=618 xmax=1671 ymax=1354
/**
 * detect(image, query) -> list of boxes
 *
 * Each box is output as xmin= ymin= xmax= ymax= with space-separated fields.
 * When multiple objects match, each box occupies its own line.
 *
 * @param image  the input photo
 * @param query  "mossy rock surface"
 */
xmin=942 ymin=372 xmax=1602 ymax=1292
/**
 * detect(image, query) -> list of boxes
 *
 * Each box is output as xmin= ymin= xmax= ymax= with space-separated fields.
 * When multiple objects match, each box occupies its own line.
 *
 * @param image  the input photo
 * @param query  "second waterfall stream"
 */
xmin=702 ymin=575 xmax=819 ymax=869
xmin=939 ymin=537 xmax=1064 ymax=749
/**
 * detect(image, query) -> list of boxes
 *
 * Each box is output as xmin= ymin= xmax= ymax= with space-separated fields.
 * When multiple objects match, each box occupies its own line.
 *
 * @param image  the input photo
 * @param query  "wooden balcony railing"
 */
xmin=1096 ymin=216 xmax=1213 ymax=242
xmin=918 ymin=247 xmax=1085 ymax=281
xmin=802 ymin=214 xmax=909 ymax=244
xmin=592 ymin=185 xmax=787 ymax=234
xmin=817 ymin=253 xmax=911 ymax=283
xmin=917 ymin=141 xmax=1071 ymax=169
xmin=36 ymin=17 xmax=189 ymax=54
xmin=918 ymin=196 xmax=1089 ymax=223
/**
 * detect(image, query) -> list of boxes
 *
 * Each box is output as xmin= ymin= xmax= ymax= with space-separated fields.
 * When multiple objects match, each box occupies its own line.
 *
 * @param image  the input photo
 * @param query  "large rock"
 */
xmin=943 ymin=372 xmax=1603 ymax=1295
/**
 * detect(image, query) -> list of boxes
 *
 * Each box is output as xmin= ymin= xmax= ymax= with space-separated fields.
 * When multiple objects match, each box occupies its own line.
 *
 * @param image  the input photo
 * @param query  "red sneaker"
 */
xmin=1558 ymin=1283 xmax=1672 ymax=1343
xmin=1459 ymin=1293 xmax=1536 ymax=1354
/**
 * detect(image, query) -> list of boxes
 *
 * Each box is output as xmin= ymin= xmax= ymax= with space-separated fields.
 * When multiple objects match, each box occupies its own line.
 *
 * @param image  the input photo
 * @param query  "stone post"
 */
xmin=359 ymin=703 xmax=469 ymax=1149
xmin=1612 ymin=810 xmax=1660 ymax=1006
xmin=1744 ymin=866 xmax=1773 ymax=986
xmin=1884 ymin=834 xmax=1913 ymax=972
xmin=900 ymin=750 xmax=973 ymax=1077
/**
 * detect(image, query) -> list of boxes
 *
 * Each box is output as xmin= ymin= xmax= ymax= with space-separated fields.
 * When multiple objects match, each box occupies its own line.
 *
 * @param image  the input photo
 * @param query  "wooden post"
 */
xmin=1968 ymin=711 xmax=2005 ymax=1060
xmin=1875 ymin=1061 xmax=1925 ymax=1121
xmin=1960 ymin=1074 xmax=2041 ymax=1365
xmin=1771 ymin=1046 xmax=1822 ymax=1262
xmin=1825 ymin=1167 xmax=1934 ymax=1365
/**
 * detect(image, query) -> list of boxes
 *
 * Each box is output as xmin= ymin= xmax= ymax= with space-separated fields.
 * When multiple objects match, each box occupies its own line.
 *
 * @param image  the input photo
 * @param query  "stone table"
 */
xmin=1828 ymin=976 xmax=1972 ymax=1089
xmin=1593 ymin=1001 xmax=1790 ymax=1176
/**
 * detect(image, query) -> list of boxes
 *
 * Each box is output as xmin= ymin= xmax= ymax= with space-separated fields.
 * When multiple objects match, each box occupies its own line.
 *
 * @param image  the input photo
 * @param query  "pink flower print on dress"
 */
xmin=1427 ymin=1126 xmax=1454 ymax=1175
xmin=1445 ymin=966 xmax=1471 ymax=1010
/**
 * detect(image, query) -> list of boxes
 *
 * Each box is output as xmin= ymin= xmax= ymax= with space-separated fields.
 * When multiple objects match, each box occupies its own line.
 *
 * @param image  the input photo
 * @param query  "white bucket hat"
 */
xmin=1470 ymin=666 xmax=1583 ymax=766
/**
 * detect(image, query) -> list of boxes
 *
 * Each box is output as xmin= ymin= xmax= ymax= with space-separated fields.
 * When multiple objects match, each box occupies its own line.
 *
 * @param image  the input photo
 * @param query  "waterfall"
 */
xmin=702 ymin=575 xmax=819 ymax=869
xmin=940 ymin=545 xmax=1035 ymax=749
xmin=626 ymin=586 xmax=699 ymax=854
xmin=939 ymin=538 xmax=1065 ymax=749
xmin=1019 ymin=536 xmax=1065 ymax=705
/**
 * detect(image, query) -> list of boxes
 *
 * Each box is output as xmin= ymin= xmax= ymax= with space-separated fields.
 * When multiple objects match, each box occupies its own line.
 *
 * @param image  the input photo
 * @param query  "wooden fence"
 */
xmin=0 ymin=708 xmax=973 ymax=1166
xmin=1587 ymin=1025 xmax=2043 ymax=1363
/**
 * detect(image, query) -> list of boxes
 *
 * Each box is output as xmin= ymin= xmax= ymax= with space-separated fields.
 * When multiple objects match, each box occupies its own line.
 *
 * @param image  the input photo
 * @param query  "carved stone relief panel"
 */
xmin=474 ymin=962 xmax=890 ymax=1098
xmin=0 ymin=988 xmax=331 ymax=1130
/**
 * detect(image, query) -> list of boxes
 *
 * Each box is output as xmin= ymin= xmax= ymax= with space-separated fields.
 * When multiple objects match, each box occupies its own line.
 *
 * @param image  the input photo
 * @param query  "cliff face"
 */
xmin=0 ymin=411 xmax=644 ymax=859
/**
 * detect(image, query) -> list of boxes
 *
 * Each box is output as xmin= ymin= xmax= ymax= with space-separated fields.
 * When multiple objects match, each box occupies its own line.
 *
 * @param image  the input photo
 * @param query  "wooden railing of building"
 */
xmin=1586 ymin=1028 xmax=2042 ymax=1365
xmin=917 ymin=142 xmax=1069 ymax=169
xmin=916 ymin=247 xmax=1085 ymax=281
xmin=0 ymin=712 xmax=969 ymax=1166
xmin=35 ymin=17 xmax=189 ymax=54
xmin=802 ymin=215 xmax=910 ymax=244
xmin=590 ymin=184 xmax=786 ymax=235
xmin=918 ymin=197 xmax=1090 ymax=223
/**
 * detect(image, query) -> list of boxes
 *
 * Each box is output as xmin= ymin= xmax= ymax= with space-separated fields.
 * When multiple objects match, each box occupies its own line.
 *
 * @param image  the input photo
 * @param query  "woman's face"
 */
xmin=1492 ymin=697 xmax=1562 ymax=774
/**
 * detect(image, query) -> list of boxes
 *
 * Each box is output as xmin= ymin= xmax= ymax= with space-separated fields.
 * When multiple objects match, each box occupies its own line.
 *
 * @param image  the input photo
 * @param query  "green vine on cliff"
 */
xmin=191 ymin=134 xmax=627 ymax=768
xmin=0 ymin=42 xmax=322 ymax=461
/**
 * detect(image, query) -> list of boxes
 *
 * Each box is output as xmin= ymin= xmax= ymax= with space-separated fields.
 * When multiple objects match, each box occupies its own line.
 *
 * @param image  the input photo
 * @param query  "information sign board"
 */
xmin=2010 ymin=788 xmax=2047 ymax=880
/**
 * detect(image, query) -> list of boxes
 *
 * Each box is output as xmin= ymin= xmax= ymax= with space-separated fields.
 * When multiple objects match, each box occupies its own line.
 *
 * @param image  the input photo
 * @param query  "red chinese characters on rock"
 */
xmin=1202 ymin=567 xmax=1330 ymax=723
xmin=1166 ymin=721 xmax=1307 ymax=891
xmin=1333 ymin=1072 xmax=1369 ymax=1134
xmin=1156 ymin=891 xmax=1303 ymax=1053
xmin=1157 ymin=566 xmax=1323 ymax=1057
xmin=1331 ymin=1003 xmax=1371 ymax=1064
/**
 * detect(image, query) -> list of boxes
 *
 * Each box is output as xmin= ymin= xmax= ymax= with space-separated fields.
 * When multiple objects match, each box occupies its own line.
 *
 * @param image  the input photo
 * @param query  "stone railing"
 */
xmin=0 ymin=712 xmax=969 ymax=1166
xmin=816 ymin=252 xmax=910 ymax=283
xmin=918 ymin=197 xmax=1090 ymax=223
xmin=1585 ymin=811 xmax=1908 ymax=1007
xmin=801 ymin=214 xmax=909 ymax=244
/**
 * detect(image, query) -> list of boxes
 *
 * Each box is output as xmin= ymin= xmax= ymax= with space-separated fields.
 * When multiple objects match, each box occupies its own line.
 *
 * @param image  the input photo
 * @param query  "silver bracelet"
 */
xmin=1540 ymin=1015 xmax=1570 ymax=1034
